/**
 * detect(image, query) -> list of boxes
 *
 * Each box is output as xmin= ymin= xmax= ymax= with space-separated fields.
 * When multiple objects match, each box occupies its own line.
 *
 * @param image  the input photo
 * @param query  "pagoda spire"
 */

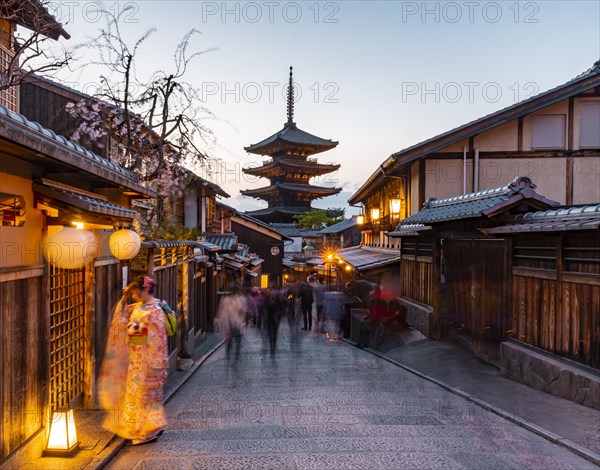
xmin=286 ymin=66 xmax=295 ymax=125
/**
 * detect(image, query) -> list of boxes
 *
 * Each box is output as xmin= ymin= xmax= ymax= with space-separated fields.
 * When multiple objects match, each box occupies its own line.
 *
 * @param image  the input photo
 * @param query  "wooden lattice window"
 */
xmin=49 ymin=265 xmax=85 ymax=409
xmin=0 ymin=43 xmax=19 ymax=112
xmin=513 ymin=234 xmax=557 ymax=270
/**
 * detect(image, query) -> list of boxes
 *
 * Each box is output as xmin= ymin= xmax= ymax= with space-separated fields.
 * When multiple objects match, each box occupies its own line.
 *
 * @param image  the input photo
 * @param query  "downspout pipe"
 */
xmin=474 ymin=148 xmax=480 ymax=192
xmin=463 ymin=146 xmax=467 ymax=194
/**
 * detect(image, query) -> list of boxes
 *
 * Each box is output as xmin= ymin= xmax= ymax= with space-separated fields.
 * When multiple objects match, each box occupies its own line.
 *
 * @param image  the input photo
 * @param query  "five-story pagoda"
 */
xmin=241 ymin=67 xmax=341 ymax=223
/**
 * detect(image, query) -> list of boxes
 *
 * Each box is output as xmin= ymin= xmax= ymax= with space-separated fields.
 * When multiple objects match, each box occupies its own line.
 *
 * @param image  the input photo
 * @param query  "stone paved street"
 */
xmin=107 ymin=326 xmax=598 ymax=470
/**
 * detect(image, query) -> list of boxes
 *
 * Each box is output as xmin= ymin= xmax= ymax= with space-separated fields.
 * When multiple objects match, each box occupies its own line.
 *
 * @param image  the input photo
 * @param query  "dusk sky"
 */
xmin=52 ymin=0 xmax=600 ymax=214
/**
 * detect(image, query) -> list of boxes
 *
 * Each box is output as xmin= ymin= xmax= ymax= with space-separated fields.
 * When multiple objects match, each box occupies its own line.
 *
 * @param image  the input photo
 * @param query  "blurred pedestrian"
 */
xmin=215 ymin=284 xmax=247 ymax=361
xmin=98 ymin=275 xmax=168 ymax=446
xmin=313 ymin=276 xmax=328 ymax=331
xmin=322 ymin=290 xmax=346 ymax=341
xmin=297 ymin=280 xmax=314 ymax=331
xmin=264 ymin=284 xmax=285 ymax=355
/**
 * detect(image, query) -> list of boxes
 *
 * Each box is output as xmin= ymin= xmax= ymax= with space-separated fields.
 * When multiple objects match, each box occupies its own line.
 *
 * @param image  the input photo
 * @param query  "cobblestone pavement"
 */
xmin=107 ymin=325 xmax=598 ymax=470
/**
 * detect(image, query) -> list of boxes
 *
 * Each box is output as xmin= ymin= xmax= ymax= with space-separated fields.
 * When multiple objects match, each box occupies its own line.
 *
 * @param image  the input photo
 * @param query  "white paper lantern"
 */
xmin=109 ymin=229 xmax=141 ymax=260
xmin=42 ymin=227 xmax=98 ymax=269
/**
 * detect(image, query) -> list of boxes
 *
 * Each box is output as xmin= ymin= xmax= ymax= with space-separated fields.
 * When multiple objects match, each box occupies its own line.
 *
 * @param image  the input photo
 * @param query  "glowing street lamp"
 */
xmin=45 ymin=398 xmax=79 ymax=457
xmin=370 ymin=208 xmax=380 ymax=221
xmin=356 ymin=214 xmax=365 ymax=225
xmin=303 ymin=242 xmax=315 ymax=260
xmin=323 ymin=250 xmax=338 ymax=290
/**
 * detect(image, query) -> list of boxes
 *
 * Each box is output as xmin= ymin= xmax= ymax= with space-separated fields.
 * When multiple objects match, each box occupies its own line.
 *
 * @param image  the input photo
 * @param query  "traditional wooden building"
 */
xmin=217 ymin=202 xmax=289 ymax=287
xmin=319 ymin=216 xmax=361 ymax=250
xmin=241 ymin=67 xmax=341 ymax=223
xmin=0 ymin=99 xmax=155 ymax=463
xmin=389 ymin=180 xmax=600 ymax=409
xmin=484 ymin=204 xmax=600 ymax=409
xmin=0 ymin=2 xmax=70 ymax=113
xmin=350 ymin=60 xmax=600 ymax=248
xmin=19 ymin=75 xmax=110 ymax=158
xmin=177 ymin=168 xmax=230 ymax=233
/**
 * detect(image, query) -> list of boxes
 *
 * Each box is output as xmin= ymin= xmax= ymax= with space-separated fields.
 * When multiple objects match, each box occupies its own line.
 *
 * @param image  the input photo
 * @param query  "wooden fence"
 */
xmin=509 ymin=232 xmax=600 ymax=369
xmin=399 ymin=238 xmax=435 ymax=306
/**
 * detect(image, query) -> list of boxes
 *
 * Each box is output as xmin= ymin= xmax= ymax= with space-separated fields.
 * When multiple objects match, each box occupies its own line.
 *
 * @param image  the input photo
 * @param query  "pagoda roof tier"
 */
xmin=245 ymin=122 xmax=338 ymax=156
xmin=244 ymin=206 xmax=316 ymax=223
xmin=241 ymin=182 xmax=342 ymax=199
xmin=243 ymin=159 xmax=340 ymax=178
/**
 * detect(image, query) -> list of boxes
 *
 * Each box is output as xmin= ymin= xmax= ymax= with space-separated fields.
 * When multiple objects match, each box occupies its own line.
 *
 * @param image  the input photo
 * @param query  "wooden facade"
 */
xmin=20 ymin=77 xmax=111 ymax=158
xmin=508 ymin=232 xmax=600 ymax=369
xmin=231 ymin=220 xmax=284 ymax=287
xmin=350 ymin=61 xmax=600 ymax=251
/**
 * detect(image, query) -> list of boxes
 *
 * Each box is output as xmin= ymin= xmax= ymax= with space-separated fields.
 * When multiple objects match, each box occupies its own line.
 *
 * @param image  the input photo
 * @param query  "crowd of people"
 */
xmin=98 ymin=273 xmax=408 ymax=447
xmin=214 ymin=275 xmax=346 ymax=360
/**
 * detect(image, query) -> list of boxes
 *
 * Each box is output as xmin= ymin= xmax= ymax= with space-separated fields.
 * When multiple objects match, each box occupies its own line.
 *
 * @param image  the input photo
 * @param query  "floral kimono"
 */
xmin=98 ymin=298 xmax=169 ymax=441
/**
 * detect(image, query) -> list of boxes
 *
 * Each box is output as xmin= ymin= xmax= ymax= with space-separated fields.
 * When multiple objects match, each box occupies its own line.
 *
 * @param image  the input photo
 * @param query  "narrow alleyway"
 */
xmin=106 ymin=325 xmax=597 ymax=470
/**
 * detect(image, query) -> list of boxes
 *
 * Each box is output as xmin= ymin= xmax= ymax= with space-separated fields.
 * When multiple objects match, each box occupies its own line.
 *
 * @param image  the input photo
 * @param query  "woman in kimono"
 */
xmin=98 ymin=275 xmax=169 ymax=445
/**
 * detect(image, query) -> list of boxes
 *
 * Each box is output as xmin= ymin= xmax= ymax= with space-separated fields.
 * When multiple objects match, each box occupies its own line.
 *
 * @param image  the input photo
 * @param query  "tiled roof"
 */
xmin=386 ymin=224 xmax=432 ymax=238
xmin=338 ymin=246 xmax=401 ymax=271
xmin=319 ymin=217 xmax=358 ymax=234
xmin=198 ymin=241 xmax=221 ymax=252
xmin=217 ymin=202 xmax=291 ymax=240
xmin=245 ymin=207 xmax=311 ymax=218
xmin=299 ymin=228 xmax=321 ymax=237
xmin=484 ymin=203 xmax=600 ymax=234
xmin=244 ymin=159 xmax=340 ymax=177
xmin=206 ymin=234 xmax=238 ymax=252
xmin=270 ymin=223 xmax=302 ymax=237
xmin=183 ymin=168 xmax=230 ymax=198
xmin=245 ymin=122 xmax=338 ymax=155
xmin=396 ymin=176 xmax=557 ymax=225
xmin=33 ymin=182 xmax=137 ymax=220
xmin=241 ymin=182 xmax=341 ymax=198
xmin=0 ymin=104 xmax=155 ymax=197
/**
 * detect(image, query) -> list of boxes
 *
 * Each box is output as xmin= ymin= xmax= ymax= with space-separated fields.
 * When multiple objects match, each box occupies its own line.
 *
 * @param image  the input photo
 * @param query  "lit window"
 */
xmin=0 ymin=193 xmax=25 ymax=227
xmin=531 ymin=115 xmax=565 ymax=149
xmin=260 ymin=274 xmax=269 ymax=288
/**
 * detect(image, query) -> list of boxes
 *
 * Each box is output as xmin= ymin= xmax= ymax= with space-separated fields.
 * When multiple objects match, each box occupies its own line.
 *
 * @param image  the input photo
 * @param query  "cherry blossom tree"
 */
xmin=65 ymin=6 xmax=216 ymax=227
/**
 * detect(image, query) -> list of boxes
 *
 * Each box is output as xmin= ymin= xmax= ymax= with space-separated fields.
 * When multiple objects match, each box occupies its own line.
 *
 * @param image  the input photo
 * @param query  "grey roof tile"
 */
xmin=395 ymin=176 xmax=553 ymax=226
xmin=319 ymin=217 xmax=358 ymax=234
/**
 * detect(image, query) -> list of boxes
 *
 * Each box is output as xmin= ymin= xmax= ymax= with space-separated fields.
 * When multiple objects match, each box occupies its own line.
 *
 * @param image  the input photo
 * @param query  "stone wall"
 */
xmin=398 ymin=296 xmax=433 ymax=338
xmin=501 ymin=341 xmax=600 ymax=410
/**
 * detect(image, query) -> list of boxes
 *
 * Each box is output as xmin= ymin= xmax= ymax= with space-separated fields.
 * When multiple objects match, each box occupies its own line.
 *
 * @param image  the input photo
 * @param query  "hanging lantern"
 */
xmin=45 ymin=396 xmax=79 ymax=457
xmin=356 ymin=215 xmax=365 ymax=225
xmin=109 ymin=229 xmax=141 ymax=260
xmin=370 ymin=208 xmax=380 ymax=220
xmin=42 ymin=227 xmax=98 ymax=269
xmin=390 ymin=199 xmax=402 ymax=215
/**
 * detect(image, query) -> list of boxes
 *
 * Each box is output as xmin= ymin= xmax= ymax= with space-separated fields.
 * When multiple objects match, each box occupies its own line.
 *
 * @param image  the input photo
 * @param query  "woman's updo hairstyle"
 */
xmin=129 ymin=275 xmax=156 ymax=295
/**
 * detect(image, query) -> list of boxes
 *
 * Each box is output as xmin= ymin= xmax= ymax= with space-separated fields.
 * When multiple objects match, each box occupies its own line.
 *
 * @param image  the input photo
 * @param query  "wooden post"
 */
xmin=180 ymin=255 xmax=191 ymax=357
xmin=83 ymin=260 xmax=96 ymax=408
xmin=431 ymin=237 xmax=442 ymax=339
